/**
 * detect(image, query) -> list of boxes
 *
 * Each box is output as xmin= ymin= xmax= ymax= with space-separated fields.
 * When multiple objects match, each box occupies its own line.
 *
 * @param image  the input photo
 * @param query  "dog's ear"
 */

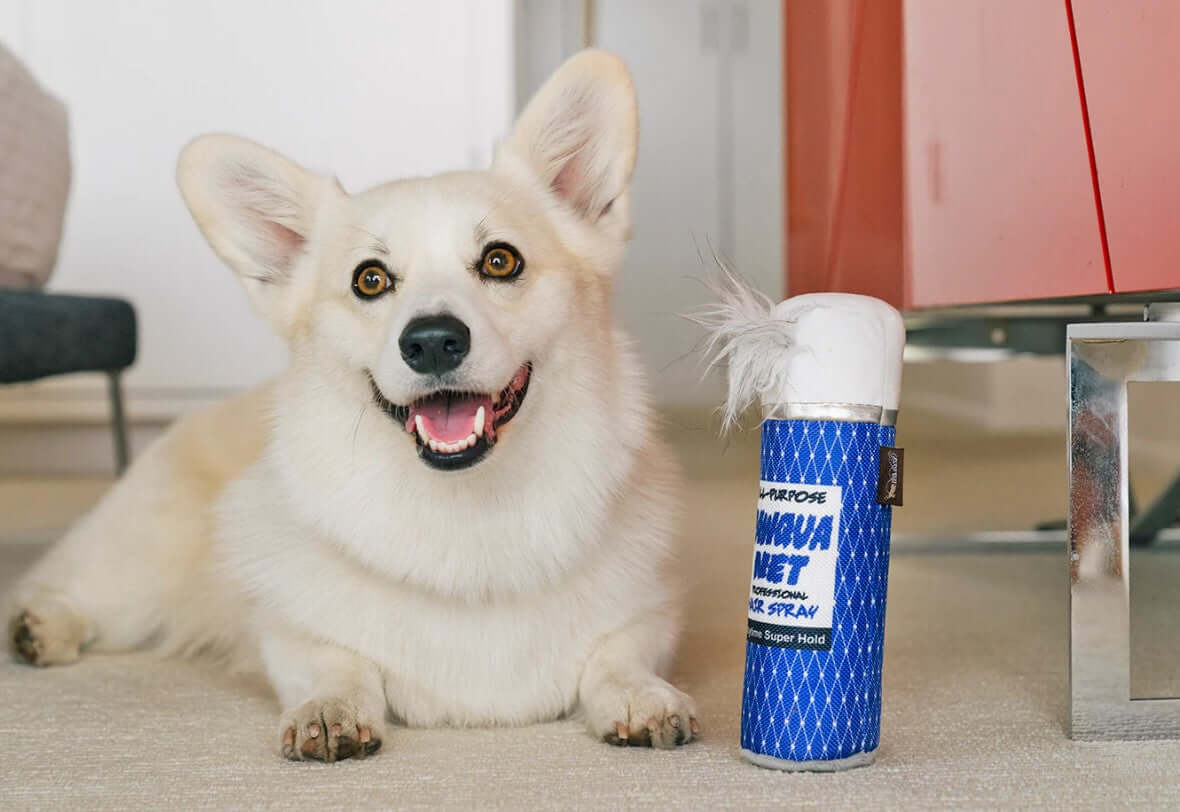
xmin=176 ymin=135 xmax=339 ymax=336
xmin=496 ymin=49 xmax=638 ymax=225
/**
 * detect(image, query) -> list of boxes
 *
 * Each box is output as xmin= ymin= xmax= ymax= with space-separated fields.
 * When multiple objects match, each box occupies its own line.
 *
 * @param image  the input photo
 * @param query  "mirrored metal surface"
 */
xmin=1069 ymin=322 xmax=1180 ymax=740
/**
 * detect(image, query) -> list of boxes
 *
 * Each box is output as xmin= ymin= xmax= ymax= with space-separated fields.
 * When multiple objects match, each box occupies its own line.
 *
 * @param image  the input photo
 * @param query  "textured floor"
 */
xmin=3 ymin=420 xmax=1180 ymax=808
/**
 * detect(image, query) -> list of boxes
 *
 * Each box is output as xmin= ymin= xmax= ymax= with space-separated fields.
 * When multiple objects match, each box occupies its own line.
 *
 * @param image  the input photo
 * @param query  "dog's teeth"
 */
xmin=417 ymin=409 xmax=486 ymax=454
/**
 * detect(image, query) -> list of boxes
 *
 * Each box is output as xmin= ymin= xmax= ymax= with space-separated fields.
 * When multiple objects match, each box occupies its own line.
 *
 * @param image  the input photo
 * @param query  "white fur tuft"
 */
xmin=690 ymin=259 xmax=802 ymax=432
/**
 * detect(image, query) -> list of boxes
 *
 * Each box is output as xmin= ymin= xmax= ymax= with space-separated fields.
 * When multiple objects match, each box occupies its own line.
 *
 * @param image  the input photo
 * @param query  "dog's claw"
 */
xmin=615 ymin=721 xmax=628 ymax=742
xmin=281 ymin=726 xmax=296 ymax=759
xmin=690 ymin=717 xmax=700 ymax=734
xmin=359 ymin=727 xmax=382 ymax=756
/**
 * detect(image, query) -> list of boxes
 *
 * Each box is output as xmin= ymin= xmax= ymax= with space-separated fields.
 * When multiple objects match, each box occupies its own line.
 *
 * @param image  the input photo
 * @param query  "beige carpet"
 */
xmin=3 ymin=424 xmax=1180 ymax=808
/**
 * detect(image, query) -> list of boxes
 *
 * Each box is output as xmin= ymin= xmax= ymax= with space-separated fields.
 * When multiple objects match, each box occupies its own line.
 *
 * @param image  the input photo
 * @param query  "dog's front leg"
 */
xmin=578 ymin=606 xmax=699 ymax=748
xmin=259 ymin=625 xmax=387 ymax=762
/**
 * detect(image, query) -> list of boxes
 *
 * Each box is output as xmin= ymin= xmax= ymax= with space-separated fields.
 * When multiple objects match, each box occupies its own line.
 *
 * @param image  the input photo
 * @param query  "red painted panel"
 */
xmin=785 ymin=0 xmax=905 ymax=309
xmin=903 ymin=0 xmax=1108 ymax=307
xmin=1072 ymin=1 xmax=1180 ymax=294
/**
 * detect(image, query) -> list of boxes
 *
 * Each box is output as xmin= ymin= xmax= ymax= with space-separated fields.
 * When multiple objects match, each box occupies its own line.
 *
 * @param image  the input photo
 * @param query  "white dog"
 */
xmin=5 ymin=50 xmax=697 ymax=761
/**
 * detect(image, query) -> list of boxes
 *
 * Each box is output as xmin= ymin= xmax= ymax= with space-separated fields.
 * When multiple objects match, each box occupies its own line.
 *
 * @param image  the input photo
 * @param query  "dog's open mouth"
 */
xmin=369 ymin=363 xmax=532 ymax=471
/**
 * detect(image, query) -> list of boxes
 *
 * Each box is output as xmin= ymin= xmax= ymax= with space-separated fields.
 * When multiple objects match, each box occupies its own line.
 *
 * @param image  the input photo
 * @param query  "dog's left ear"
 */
xmin=496 ymin=49 xmax=638 ymax=226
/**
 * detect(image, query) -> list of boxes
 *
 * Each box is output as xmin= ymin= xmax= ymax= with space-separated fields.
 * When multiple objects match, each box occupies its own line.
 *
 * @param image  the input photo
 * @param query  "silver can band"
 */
xmin=761 ymin=402 xmax=898 ymax=426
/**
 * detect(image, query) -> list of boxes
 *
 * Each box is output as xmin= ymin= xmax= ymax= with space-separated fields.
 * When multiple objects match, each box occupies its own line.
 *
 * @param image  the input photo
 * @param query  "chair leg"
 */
xmin=1130 ymin=472 xmax=1180 ymax=546
xmin=106 ymin=370 xmax=129 ymax=474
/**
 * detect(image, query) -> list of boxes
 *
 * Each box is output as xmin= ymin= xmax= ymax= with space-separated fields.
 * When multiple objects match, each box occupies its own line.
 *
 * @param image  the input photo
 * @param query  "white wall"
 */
xmin=2 ymin=0 xmax=783 ymax=420
xmin=0 ymin=0 xmax=513 ymax=421
xmin=595 ymin=0 xmax=784 ymax=408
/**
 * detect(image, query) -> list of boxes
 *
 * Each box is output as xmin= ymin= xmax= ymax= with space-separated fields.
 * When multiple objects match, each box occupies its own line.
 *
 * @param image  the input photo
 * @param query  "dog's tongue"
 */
xmin=410 ymin=393 xmax=492 ymax=444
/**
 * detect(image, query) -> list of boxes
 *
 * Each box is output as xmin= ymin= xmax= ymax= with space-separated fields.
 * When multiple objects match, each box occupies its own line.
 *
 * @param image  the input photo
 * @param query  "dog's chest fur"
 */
xmin=215 ymin=368 xmax=676 ymax=727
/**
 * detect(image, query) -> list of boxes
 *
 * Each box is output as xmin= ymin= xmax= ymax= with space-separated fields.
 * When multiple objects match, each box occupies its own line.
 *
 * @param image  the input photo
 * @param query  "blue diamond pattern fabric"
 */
xmin=741 ymin=418 xmax=895 ymax=766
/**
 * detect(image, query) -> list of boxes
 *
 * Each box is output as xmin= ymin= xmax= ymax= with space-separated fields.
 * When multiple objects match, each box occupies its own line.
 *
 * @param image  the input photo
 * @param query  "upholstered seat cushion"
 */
xmin=0 ymin=290 xmax=136 ymax=383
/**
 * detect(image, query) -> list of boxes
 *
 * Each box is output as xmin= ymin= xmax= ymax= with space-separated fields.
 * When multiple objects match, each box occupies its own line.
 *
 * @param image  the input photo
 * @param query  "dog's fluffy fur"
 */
xmin=5 ymin=51 xmax=697 ymax=760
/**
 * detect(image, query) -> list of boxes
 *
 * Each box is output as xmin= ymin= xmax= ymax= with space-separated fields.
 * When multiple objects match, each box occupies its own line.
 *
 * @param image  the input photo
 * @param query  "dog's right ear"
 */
xmin=177 ymin=135 xmax=339 ymax=337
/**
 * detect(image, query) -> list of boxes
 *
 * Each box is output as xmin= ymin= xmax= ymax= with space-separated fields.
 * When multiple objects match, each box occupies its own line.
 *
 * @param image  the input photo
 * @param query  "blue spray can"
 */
xmin=703 ymin=287 xmax=904 ymax=771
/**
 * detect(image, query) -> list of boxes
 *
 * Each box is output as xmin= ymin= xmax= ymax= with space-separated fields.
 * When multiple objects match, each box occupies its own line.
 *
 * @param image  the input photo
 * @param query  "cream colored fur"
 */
xmin=5 ymin=51 xmax=697 ymax=760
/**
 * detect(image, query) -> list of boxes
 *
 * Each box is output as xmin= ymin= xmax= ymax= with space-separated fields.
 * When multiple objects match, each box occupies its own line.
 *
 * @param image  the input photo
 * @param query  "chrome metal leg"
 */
xmin=106 ymin=370 xmax=129 ymax=475
xmin=1069 ymin=321 xmax=1180 ymax=740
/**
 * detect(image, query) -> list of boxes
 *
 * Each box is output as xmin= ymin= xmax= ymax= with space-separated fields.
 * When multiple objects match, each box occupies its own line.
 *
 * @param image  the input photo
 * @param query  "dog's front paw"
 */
xmin=8 ymin=600 xmax=87 ymax=667
xmin=583 ymin=676 xmax=699 ymax=749
xmin=279 ymin=698 xmax=383 ymax=762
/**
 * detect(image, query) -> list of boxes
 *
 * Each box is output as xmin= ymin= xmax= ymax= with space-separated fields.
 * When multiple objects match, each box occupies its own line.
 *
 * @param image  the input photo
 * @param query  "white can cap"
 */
xmin=761 ymin=294 xmax=904 ymax=417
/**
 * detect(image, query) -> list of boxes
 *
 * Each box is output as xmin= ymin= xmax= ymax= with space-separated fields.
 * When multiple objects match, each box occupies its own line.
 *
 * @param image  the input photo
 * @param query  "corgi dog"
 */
xmin=5 ymin=50 xmax=697 ymax=761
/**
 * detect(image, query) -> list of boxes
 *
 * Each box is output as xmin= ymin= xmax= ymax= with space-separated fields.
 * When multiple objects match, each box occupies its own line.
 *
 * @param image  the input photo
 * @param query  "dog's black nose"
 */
xmin=399 ymin=314 xmax=470 ymax=375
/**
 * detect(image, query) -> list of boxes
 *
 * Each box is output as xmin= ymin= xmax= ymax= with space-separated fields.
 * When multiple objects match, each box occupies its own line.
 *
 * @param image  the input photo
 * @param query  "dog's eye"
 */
xmin=352 ymin=262 xmax=393 ymax=299
xmin=479 ymin=244 xmax=523 ymax=280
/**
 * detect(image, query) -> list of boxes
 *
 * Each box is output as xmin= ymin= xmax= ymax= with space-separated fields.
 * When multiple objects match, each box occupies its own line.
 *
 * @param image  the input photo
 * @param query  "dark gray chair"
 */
xmin=0 ymin=44 xmax=138 ymax=474
xmin=0 ymin=290 xmax=137 ymax=471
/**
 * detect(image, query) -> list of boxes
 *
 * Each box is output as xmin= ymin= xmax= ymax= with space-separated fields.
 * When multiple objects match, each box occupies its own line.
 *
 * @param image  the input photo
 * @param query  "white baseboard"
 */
xmin=0 ymin=377 xmax=230 ymax=475
xmin=4 ymin=363 xmax=1174 ymax=478
xmin=1129 ymin=435 xmax=1179 ymax=477
xmin=0 ymin=376 xmax=234 ymax=424
xmin=903 ymin=388 xmax=1007 ymax=429
xmin=901 ymin=359 xmax=1065 ymax=434
xmin=0 ymin=422 xmax=167 ymax=476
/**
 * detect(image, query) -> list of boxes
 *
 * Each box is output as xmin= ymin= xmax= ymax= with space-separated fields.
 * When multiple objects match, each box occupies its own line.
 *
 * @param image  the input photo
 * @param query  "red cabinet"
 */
xmin=785 ymin=0 xmax=906 ymax=308
xmin=1071 ymin=0 xmax=1180 ymax=295
xmin=785 ymin=0 xmax=1180 ymax=309
xmin=903 ymin=0 xmax=1108 ymax=308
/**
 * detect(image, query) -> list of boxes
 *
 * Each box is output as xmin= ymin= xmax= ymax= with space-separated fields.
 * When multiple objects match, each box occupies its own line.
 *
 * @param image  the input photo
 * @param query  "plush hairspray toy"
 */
xmin=700 ymin=273 xmax=905 ymax=771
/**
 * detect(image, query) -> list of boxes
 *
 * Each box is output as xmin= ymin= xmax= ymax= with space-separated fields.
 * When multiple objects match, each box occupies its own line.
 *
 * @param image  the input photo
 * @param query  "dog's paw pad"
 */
xmin=279 ymin=698 xmax=382 ymax=762
xmin=590 ymin=678 xmax=699 ymax=749
xmin=7 ymin=605 xmax=84 ymax=667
